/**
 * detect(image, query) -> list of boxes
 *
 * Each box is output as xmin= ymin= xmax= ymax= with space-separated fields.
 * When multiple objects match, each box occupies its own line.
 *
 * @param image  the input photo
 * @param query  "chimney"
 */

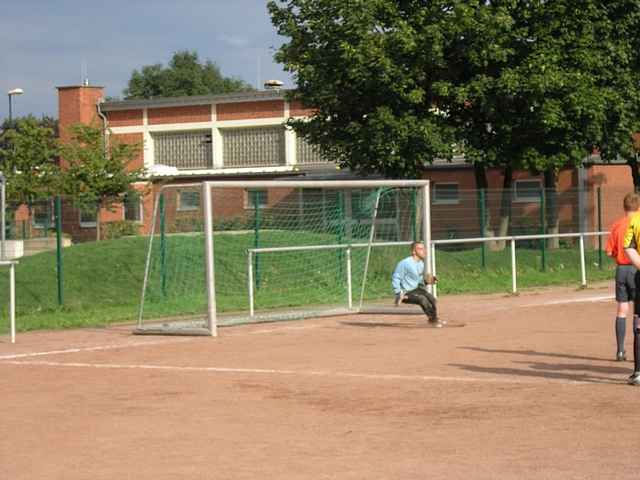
xmin=57 ymin=84 xmax=104 ymax=143
xmin=263 ymin=79 xmax=284 ymax=91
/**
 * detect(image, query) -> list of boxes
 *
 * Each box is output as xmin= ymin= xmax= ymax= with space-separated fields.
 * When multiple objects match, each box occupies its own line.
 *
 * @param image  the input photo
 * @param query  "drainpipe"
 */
xmin=96 ymin=99 xmax=109 ymax=152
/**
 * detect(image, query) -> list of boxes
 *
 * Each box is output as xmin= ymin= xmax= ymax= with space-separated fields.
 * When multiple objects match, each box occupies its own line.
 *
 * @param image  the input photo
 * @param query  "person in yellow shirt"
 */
xmin=622 ymin=203 xmax=640 ymax=385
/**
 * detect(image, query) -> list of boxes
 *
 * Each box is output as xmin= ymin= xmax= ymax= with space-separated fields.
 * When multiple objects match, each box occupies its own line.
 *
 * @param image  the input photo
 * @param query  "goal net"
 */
xmin=136 ymin=180 xmax=430 ymax=336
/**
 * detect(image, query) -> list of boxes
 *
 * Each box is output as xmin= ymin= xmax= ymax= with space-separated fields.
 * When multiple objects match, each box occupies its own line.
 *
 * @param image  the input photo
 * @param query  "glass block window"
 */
xmin=178 ymin=190 xmax=200 ymax=211
xmin=153 ymin=130 xmax=213 ymax=170
xmin=222 ymin=127 xmax=285 ymax=168
xmin=296 ymin=137 xmax=330 ymax=164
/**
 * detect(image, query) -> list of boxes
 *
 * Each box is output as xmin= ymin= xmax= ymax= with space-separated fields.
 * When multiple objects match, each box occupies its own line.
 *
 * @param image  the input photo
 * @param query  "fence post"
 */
xmin=159 ymin=193 xmax=166 ymax=297
xmin=253 ymin=191 xmax=261 ymax=290
xmin=336 ymin=190 xmax=345 ymax=280
xmin=540 ymin=188 xmax=546 ymax=271
xmin=346 ymin=246 xmax=352 ymax=309
xmin=579 ymin=234 xmax=587 ymax=287
xmin=597 ymin=187 xmax=603 ymax=269
xmin=411 ymin=188 xmax=417 ymax=241
xmin=431 ymin=243 xmax=438 ymax=299
xmin=479 ymin=189 xmax=487 ymax=269
xmin=55 ymin=196 xmax=64 ymax=306
xmin=511 ymin=238 xmax=517 ymax=294
xmin=248 ymin=251 xmax=254 ymax=316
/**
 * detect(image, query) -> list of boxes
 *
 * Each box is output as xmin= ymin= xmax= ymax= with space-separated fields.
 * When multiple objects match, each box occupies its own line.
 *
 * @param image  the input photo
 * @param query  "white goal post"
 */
xmin=136 ymin=179 xmax=431 ymax=337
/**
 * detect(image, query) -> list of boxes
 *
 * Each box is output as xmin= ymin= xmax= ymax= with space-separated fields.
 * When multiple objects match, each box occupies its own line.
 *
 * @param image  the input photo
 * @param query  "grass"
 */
xmin=0 ymin=233 xmax=615 ymax=334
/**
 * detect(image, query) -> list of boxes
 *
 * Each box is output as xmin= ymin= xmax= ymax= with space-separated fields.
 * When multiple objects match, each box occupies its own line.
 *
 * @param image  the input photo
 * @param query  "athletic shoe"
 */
xmin=616 ymin=351 xmax=627 ymax=362
xmin=627 ymin=371 xmax=640 ymax=385
xmin=427 ymin=319 xmax=443 ymax=328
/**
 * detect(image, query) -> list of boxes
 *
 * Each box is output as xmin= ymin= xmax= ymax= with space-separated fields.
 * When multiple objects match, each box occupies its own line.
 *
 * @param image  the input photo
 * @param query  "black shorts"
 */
xmin=615 ymin=265 xmax=637 ymax=302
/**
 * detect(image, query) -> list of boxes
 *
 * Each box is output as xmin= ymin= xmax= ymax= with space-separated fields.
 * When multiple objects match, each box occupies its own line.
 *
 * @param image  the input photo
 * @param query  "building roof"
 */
xmin=101 ymin=89 xmax=292 ymax=111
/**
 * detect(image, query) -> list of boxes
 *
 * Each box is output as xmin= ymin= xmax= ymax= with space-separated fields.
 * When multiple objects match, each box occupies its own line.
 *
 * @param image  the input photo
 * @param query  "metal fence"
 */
xmin=0 ymin=184 xmax=629 ymax=337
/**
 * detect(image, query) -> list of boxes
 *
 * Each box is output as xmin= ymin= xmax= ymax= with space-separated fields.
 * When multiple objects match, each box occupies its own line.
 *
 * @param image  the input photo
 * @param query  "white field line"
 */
xmin=246 ymin=324 xmax=325 ymax=334
xmin=520 ymin=295 xmax=614 ymax=308
xmin=0 ymin=337 xmax=191 ymax=360
xmin=0 ymin=359 xmax=611 ymax=385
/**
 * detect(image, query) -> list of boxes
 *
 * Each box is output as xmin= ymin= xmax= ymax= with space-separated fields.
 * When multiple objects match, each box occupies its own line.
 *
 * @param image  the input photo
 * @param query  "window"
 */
xmin=350 ymin=190 xmax=397 ymax=220
xmin=123 ymin=192 xmax=143 ymax=223
xmin=433 ymin=183 xmax=460 ymax=204
xmin=178 ymin=190 xmax=200 ymax=211
xmin=153 ymin=130 xmax=213 ymax=170
xmin=296 ymin=137 xmax=330 ymax=164
xmin=32 ymin=202 xmax=54 ymax=229
xmin=222 ymin=127 xmax=285 ymax=168
xmin=245 ymin=189 xmax=268 ymax=209
xmin=80 ymin=207 xmax=97 ymax=228
xmin=513 ymin=179 xmax=542 ymax=202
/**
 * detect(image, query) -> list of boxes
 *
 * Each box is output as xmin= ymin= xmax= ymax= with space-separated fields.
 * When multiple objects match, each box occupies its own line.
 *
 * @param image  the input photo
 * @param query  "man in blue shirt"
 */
xmin=391 ymin=241 xmax=442 ymax=327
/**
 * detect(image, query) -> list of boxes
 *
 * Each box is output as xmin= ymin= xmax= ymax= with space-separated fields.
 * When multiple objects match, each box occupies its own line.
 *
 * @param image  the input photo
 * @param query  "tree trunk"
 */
xmin=473 ymin=162 xmax=494 ymax=237
xmin=544 ymin=169 xmax=560 ymax=249
xmin=95 ymin=202 xmax=101 ymax=242
xmin=494 ymin=164 xmax=513 ymax=250
xmin=628 ymin=155 xmax=640 ymax=192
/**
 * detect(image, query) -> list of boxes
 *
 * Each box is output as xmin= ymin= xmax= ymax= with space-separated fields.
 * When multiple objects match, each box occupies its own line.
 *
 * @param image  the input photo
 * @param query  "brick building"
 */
xmin=53 ymin=84 xmax=635 ymax=242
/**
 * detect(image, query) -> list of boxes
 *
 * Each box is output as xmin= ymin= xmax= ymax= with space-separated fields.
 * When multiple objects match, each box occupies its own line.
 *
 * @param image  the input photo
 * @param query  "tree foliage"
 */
xmin=59 ymin=124 xmax=144 ymax=240
xmin=0 ymin=116 xmax=60 ymax=204
xmin=124 ymin=50 xmax=254 ymax=99
xmin=268 ymin=0 xmax=640 ymax=180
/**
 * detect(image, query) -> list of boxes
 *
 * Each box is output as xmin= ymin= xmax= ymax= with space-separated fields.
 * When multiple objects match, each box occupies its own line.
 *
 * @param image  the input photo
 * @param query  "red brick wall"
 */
xmin=58 ymin=86 xmax=104 ymax=143
xmin=107 ymin=109 xmax=143 ymax=127
xmin=289 ymin=100 xmax=316 ymax=118
xmin=217 ymin=101 xmax=284 ymax=121
xmin=587 ymin=164 xmax=635 ymax=232
xmin=112 ymin=133 xmax=144 ymax=170
xmin=148 ymin=105 xmax=211 ymax=125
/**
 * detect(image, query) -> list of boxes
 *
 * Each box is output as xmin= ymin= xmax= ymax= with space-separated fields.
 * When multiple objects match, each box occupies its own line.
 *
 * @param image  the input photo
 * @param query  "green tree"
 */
xmin=0 ymin=116 xmax=60 ymax=202
xmin=59 ymin=124 xmax=144 ymax=241
xmin=124 ymin=50 xmax=254 ymax=99
xmin=270 ymin=0 xmax=640 ymax=240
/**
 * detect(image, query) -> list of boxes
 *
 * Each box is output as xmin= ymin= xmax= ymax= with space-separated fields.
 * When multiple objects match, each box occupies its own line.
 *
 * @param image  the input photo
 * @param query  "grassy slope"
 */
xmin=0 ymin=235 xmax=615 ymax=333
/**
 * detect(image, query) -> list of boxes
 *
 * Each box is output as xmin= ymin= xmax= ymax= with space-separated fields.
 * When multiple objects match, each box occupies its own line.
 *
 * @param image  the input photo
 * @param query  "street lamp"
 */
xmin=7 ymin=88 xmax=24 ymax=124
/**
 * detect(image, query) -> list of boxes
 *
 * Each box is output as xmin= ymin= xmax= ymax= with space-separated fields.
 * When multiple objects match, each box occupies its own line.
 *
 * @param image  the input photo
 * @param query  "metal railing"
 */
xmin=429 ymin=231 xmax=609 ymax=297
xmin=247 ymin=230 xmax=611 ymax=316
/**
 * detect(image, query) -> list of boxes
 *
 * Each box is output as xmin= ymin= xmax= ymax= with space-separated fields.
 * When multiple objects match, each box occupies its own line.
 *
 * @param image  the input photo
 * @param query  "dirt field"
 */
xmin=1 ymin=283 xmax=639 ymax=479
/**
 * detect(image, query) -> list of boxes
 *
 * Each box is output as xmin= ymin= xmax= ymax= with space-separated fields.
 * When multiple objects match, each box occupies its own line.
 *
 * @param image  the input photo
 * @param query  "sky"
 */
xmin=0 ymin=0 xmax=294 ymax=121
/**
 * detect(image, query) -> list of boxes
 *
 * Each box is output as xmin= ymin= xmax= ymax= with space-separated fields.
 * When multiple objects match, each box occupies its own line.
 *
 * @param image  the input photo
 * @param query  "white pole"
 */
xmin=579 ymin=234 xmax=587 ymax=287
xmin=202 ymin=182 xmax=217 ymax=336
xmin=10 ymin=263 xmax=15 ymax=344
xmin=511 ymin=238 xmax=517 ymax=294
xmin=431 ymin=243 xmax=437 ymax=299
xmin=1 ymin=174 xmax=5 ymax=261
xmin=248 ymin=251 xmax=255 ymax=317
xmin=358 ymin=189 xmax=382 ymax=310
xmin=346 ymin=247 xmax=352 ymax=309
xmin=422 ymin=184 xmax=432 ymax=294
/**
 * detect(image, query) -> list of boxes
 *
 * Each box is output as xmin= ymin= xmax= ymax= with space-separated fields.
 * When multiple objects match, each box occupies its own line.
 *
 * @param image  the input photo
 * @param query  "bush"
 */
xmin=103 ymin=220 xmax=140 ymax=239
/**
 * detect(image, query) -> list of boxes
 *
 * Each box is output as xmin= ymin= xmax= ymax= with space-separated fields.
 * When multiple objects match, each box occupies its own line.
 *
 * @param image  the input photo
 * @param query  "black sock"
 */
xmin=616 ymin=317 xmax=626 ymax=354
xmin=634 ymin=317 xmax=640 ymax=373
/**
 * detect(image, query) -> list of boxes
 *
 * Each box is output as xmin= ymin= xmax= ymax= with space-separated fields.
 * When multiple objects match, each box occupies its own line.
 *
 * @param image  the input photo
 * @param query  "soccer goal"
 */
xmin=136 ymin=179 xmax=431 ymax=336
